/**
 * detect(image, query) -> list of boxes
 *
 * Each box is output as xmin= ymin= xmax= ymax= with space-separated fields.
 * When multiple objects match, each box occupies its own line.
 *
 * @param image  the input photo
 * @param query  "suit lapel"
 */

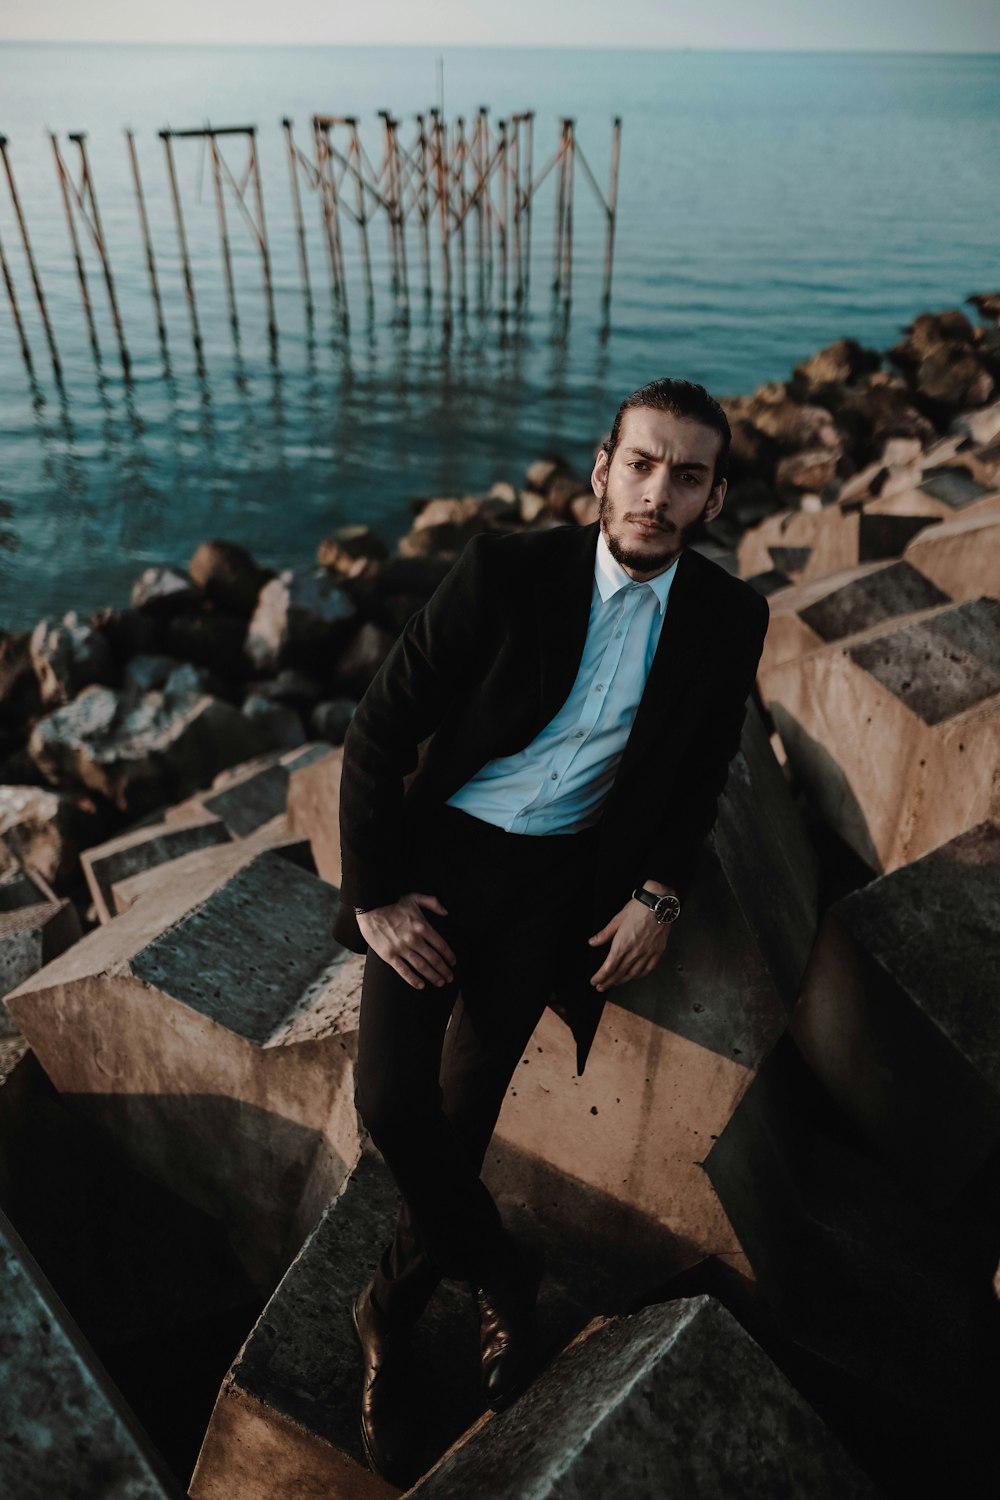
xmin=531 ymin=522 xmax=601 ymax=728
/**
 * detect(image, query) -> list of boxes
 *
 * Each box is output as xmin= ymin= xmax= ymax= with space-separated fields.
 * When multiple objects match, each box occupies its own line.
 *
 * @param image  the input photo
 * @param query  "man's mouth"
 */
xmin=625 ymin=515 xmax=672 ymax=534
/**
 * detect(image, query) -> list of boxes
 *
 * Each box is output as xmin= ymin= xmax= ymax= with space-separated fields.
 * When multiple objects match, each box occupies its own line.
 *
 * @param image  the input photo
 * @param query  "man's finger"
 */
xmin=588 ymin=923 xmax=614 ymax=946
xmin=409 ymin=938 xmax=454 ymax=985
xmin=392 ymin=956 xmax=425 ymax=990
xmin=415 ymin=922 xmax=456 ymax=968
xmin=413 ymin=892 xmax=448 ymax=916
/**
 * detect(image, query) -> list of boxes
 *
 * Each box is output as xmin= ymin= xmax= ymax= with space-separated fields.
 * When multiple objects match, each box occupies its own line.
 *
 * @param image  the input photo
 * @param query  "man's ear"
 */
xmin=591 ymin=446 xmax=610 ymax=498
xmin=703 ymin=478 xmax=727 ymax=524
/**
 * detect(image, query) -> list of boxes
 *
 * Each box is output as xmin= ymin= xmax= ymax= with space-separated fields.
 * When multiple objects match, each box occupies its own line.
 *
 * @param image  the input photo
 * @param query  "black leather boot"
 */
xmin=351 ymin=1279 xmax=419 ymax=1486
xmin=471 ymin=1240 xmax=545 ymax=1412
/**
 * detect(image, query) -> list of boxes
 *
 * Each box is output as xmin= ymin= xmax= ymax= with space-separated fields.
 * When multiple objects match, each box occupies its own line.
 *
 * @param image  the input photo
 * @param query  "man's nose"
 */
xmin=640 ymin=471 xmax=672 ymax=509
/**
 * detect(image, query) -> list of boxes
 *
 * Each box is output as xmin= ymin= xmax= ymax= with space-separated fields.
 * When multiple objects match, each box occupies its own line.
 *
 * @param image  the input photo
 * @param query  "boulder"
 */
xmin=309 ymin=699 xmax=355 ymax=745
xmin=28 ymin=668 xmax=274 ymax=817
xmin=0 ymin=784 xmax=101 ymax=886
xmin=746 ymin=392 xmax=841 ymax=454
xmin=121 ymin=654 xmax=180 ymax=696
xmin=245 ymin=569 xmax=356 ymax=674
xmin=0 ymin=850 xmax=51 ymax=912
xmin=794 ymin=337 xmax=882 ymax=388
xmin=247 ymin=669 xmax=327 ymax=714
xmin=6 ymin=848 xmax=365 ymax=1285
xmin=80 ymin=811 xmax=232 ymax=924
xmin=286 ymin=746 xmax=343 ymax=886
xmin=774 ymin=447 xmax=841 ymax=494
xmin=950 ymin=396 xmax=1000 ymax=447
xmin=409 ymin=1297 xmax=879 ymax=1500
xmin=240 ymin=694 xmax=306 ymax=751
xmin=29 ymin=612 xmax=113 ymax=708
xmin=760 ymin=596 xmax=1000 ymax=871
xmin=0 ymin=1206 xmax=180 ymax=1499
xmin=130 ymin=566 xmax=201 ymax=615
xmin=189 ymin=539 xmax=274 ymax=616
xmin=791 ymin=822 xmax=1000 ymax=1208
xmin=759 ymin=559 xmax=950 ymax=677
xmin=317 ymin=524 xmax=388 ymax=576
xmin=333 ymin=622 xmax=395 ymax=699
xmin=483 ymin=704 xmax=817 ymax=1285
xmin=0 ymin=630 xmax=37 ymax=726
xmin=164 ymin=610 xmax=250 ymax=684
xmin=968 ymin=292 xmax=1000 ymax=324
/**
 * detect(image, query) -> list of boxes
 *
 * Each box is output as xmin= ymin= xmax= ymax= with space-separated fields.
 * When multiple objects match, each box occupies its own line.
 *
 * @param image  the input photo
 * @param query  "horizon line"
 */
xmin=1 ymin=39 xmax=998 ymax=55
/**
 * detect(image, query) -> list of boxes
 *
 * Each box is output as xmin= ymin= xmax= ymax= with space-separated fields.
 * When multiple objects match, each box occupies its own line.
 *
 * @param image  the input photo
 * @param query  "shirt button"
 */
xmin=595 ymin=683 xmax=604 ymax=692
xmin=615 ymin=631 xmax=622 ymax=638
xmin=550 ymin=771 xmax=558 ymax=780
xmin=575 ymin=730 xmax=584 ymax=738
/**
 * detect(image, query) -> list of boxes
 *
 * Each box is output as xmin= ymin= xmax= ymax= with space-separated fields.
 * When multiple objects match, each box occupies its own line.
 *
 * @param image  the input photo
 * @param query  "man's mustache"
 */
xmin=622 ymin=512 xmax=678 ymax=534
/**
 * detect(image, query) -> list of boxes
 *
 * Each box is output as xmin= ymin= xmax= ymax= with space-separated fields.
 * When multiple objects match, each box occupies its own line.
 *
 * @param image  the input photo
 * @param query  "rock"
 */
xmin=903 ymin=507 xmax=1000 ymax=601
xmin=775 ymin=447 xmax=841 ymax=494
xmin=240 ymin=694 xmax=306 ymax=751
xmin=397 ymin=518 xmax=488 ymax=558
xmin=759 ymin=559 xmax=950 ymax=677
xmin=570 ymin=492 xmax=600 ymax=525
xmin=545 ymin=472 xmax=593 ymax=520
xmin=28 ymin=673 xmax=275 ymax=818
xmin=484 ymin=704 xmax=817 ymax=1285
xmin=726 ymin=418 xmax=780 ymax=484
xmin=792 ymin=822 xmax=1000 ymax=1209
xmin=286 ymin=746 xmax=343 ymax=885
xmin=760 ymin=595 xmax=1000 ymax=871
xmin=950 ymin=396 xmax=1000 ymax=447
xmin=488 ymin=480 xmax=517 ymax=504
xmin=345 ymin=554 xmax=452 ymax=633
xmin=0 ymin=1205 xmax=179 ymax=1499
xmin=80 ymin=811 xmax=232 ymax=925
xmin=309 ymin=699 xmax=355 ymax=745
xmin=794 ymin=337 xmax=882 ymax=388
xmin=164 ymin=610 xmax=250 ymax=684
xmin=518 ymin=489 xmax=549 ymax=524
xmin=746 ymin=392 xmax=841 ymax=454
xmin=333 ymin=622 xmax=395 ymax=699
xmin=524 ymin=457 xmax=564 ymax=493
xmin=316 ymin=524 xmax=388 ymax=576
xmin=0 ymin=631 xmax=36 ymax=726
xmin=412 ymin=497 xmax=484 ymax=531
xmin=121 ymin=654 xmax=180 ymax=696
xmin=245 ymin=569 xmax=356 ymax=675
xmin=29 ymin=612 xmax=113 ymax=708
xmin=0 ymin=784 xmax=101 ymax=886
xmin=915 ymin=344 xmax=994 ymax=412
xmin=0 ymin=851 xmax=51 ymax=912
xmin=409 ymin=1297 xmax=879 ymax=1499
xmin=968 ymin=292 xmax=1000 ymax=325
xmin=0 ymin=899 xmax=81 ymax=1010
xmin=130 ymin=565 xmax=201 ymax=615
xmin=244 ymin=668 xmax=326 ymax=714
xmin=6 ymin=848 xmax=365 ymax=1287
xmin=189 ymin=539 xmax=274 ymax=616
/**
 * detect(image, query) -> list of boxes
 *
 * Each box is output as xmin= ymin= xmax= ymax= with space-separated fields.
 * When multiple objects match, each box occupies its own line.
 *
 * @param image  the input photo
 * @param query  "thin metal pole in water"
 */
xmin=282 ymin=118 xmax=313 ymax=315
xmin=522 ymin=111 xmax=534 ymax=300
xmin=0 ymin=135 xmax=61 ymax=379
xmin=603 ymin=115 xmax=622 ymax=312
xmin=248 ymin=128 xmax=278 ymax=340
xmin=160 ymin=129 xmax=204 ymax=358
xmin=209 ymin=131 xmax=239 ymax=332
xmin=71 ymin=133 xmax=131 ymax=375
xmin=455 ymin=116 xmax=468 ymax=313
xmin=313 ymin=118 xmax=348 ymax=317
xmin=347 ymin=119 xmax=374 ymax=309
xmin=561 ymin=119 xmax=575 ymax=308
xmin=552 ymin=121 xmax=569 ymax=296
xmin=416 ymin=115 xmax=432 ymax=301
xmin=50 ymin=134 xmax=100 ymax=359
xmin=126 ymin=129 xmax=168 ymax=350
xmin=497 ymin=117 xmax=508 ymax=318
xmin=430 ymin=110 xmax=452 ymax=316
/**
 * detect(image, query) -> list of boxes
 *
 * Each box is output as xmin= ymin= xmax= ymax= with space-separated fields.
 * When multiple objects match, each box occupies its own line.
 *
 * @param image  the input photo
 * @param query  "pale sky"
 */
xmin=1 ymin=0 xmax=998 ymax=51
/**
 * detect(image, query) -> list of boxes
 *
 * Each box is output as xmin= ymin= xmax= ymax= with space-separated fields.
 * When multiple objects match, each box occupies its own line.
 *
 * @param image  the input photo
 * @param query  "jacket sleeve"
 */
xmin=337 ymin=533 xmax=497 ymax=914
xmin=641 ymin=589 xmax=769 ymax=900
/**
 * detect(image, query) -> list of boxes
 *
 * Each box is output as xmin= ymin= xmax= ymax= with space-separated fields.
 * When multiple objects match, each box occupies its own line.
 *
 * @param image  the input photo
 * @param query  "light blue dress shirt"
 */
xmin=446 ymin=531 xmax=678 ymax=834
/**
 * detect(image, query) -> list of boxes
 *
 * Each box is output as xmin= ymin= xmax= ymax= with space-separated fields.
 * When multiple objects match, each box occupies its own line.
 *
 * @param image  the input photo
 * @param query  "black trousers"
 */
xmin=354 ymin=801 xmax=600 ymax=1325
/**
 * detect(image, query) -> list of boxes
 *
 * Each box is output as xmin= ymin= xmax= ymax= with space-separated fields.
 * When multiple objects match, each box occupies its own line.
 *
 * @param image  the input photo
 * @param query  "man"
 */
xmin=334 ymin=378 xmax=769 ymax=1484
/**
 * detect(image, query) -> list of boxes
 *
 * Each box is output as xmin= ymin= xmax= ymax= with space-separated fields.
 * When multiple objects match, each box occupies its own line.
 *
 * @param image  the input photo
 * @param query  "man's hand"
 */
xmin=356 ymin=893 xmax=456 ymax=991
xmin=587 ymin=884 xmax=676 ymax=993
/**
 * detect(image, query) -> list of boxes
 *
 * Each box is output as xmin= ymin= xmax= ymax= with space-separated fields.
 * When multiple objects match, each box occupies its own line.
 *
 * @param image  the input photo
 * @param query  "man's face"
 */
xmin=591 ymin=406 xmax=727 ymax=580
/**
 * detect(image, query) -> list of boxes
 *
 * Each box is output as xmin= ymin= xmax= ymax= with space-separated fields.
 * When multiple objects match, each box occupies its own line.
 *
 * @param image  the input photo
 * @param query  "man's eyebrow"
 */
xmin=623 ymin=447 xmax=711 ymax=471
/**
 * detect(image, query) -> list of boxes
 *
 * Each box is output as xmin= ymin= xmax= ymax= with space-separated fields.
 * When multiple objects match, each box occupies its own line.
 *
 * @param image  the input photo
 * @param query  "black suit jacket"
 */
xmin=334 ymin=520 xmax=769 ymax=1073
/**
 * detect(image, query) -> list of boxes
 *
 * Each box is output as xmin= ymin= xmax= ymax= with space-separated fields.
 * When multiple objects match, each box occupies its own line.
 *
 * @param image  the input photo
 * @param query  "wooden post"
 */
xmin=248 ymin=127 xmax=278 ymax=341
xmin=348 ymin=119 xmax=374 ymax=308
xmin=126 ymin=129 xmax=168 ymax=350
xmin=603 ymin=115 xmax=622 ymax=312
xmin=552 ymin=121 xmax=569 ymax=296
xmin=282 ymin=118 xmax=313 ymax=315
xmin=416 ymin=114 xmax=432 ymax=301
xmin=313 ymin=118 xmax=348 ymax=319
xmin=497 ymin=117 xmax=508 ymax=317
xmin=160 ymin=129 xmax=204 ymax=357
xmin=73 ymin=134 xmax=131 ymax=375
xmin=209 ymin=131 xmax=239 ymax=331
xmin=0 ymin=225 xmax=34 ymax=377
xmin=561 ymin=119 xmax=575 ymax=308
xmin=523 ymin=111 xmax=534 ymax=300
xmin=50 ymin=134 xmax=100 ymax=359
xmin=455 ymin=115 xmax=468 ymax=312
xmin=0 ymin=135 xmax=61 ymax=379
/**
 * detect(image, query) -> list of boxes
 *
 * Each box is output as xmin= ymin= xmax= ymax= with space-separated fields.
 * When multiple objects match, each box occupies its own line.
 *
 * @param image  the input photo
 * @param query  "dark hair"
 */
xmin=603 ymin=378 xmax=731 ymax=487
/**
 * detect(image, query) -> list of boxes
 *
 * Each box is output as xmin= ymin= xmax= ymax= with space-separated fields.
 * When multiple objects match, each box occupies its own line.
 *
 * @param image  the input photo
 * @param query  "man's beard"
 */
xmin=598 ymin=485 xmax=709 ymax=573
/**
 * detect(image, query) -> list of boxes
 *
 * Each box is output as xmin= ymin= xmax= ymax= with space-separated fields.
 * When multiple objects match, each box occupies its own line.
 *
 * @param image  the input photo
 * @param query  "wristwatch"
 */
xmin=632 ymin=886 xmax=681 ymax=925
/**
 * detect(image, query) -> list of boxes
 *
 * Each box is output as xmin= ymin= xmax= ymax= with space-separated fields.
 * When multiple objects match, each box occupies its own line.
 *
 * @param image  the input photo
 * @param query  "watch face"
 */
xmin=655 ymin=895 xmax=681 ymax=923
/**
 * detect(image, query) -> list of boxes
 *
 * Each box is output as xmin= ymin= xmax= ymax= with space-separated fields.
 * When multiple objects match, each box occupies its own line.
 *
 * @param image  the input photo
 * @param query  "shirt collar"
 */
xmin=594 ymin=529 xmax=679 ymax=616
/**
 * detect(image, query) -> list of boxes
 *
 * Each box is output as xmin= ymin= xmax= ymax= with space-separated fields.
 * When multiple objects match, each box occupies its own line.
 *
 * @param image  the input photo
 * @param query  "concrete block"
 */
xmin=791 ymin=822 xmax=1000 ymax=1207
xmin=738 ymin=506 xmax=939 ymax=586
xmin=862 ymin=476 xmax=1000 ymax=521
xmin=286 ymin=745 xmax=343 ymax=885
xmin=5 ymin=849 xmax=364 ymax=1286
xmin=160 ymin=743 xmax=329 ymax=838
xmin=759 ymin=559 xmax=950 ymax=676
xmin=762 ymin=596 xmax=1000 ymax=870
xmin=108 ymin=815 xmax=313 ymax=916
xmin=1 ymin=899 xmax=81 ymax=1016
xmin=408 ymin=1296 xmax=878 ymax=1499
xmin=0 ymin=1205 xmax=180 ymax=1498
xmin=80 ymin=811 xmax=232 ymax=924
xmin=0 ymin=854 xmax=50 ymax=912
xmin=903 ymin=507 xmax=1000 ymax=602
xmin=484 ymin=704 xmax=817 ymax=1285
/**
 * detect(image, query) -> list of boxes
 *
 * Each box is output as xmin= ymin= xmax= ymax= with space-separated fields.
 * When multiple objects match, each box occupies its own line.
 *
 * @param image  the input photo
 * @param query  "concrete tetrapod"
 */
xmin=791 ymin=821 xmax=1000 ymax=1208
xmin=0 ymin=899 xmax=81 ymax=1012
xmin=406 ymin=1295 xmax=879 ymax=1499
xmin=902 ymin=506 xmax=1000 ymax=603
xmin=286 ymin=744 xmax=343 ymax=886
xmin=737 ymin=504 xmax=939 ymax=587
xmin=80 ymin=811 xmax=232 ymax=924
xmin=0 ymin=1204 xmax=182 ymax=1500
xmin=482 ymin=703 xmax=818 ymax=1294
xmin=760 ymin=595 xmax=1000 ymax=871
xmin=5 ymin=847 xmax=364 ymax=1286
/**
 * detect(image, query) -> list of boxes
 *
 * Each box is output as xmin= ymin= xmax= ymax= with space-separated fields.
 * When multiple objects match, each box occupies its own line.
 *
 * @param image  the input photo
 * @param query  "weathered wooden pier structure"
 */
xmin=0 ymin=108 xmax=622 ymax=379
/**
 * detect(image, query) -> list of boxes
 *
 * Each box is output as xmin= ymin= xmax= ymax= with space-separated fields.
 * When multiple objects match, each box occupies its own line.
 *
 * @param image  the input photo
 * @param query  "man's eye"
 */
xmin=629 ymin=461 xmax=648 ymax=471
